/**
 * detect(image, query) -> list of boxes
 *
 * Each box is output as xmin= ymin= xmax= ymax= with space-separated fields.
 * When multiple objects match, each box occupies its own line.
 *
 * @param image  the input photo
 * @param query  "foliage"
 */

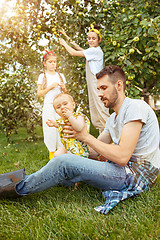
xmin=155 ymin=110 xmax=160 ymax=125
xmin=0 ymin=0 xmax=160 ymax=139
xmin=0 ymin=69 xmax=41 ymax=140
xmin=0 ymin=127 xmax=160 ymax=239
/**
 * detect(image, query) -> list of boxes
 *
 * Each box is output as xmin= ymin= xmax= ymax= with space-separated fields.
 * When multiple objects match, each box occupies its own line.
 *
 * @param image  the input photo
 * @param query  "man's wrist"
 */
xmin=83 ymin=132 xmax=91 ymax=144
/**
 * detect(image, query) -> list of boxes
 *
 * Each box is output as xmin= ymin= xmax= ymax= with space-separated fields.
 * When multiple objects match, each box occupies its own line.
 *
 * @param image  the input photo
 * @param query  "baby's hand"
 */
xmin=62 ymin=108 xmax=73 ymax=119
xmin=46 ymin=119 xmax=55 ymax=127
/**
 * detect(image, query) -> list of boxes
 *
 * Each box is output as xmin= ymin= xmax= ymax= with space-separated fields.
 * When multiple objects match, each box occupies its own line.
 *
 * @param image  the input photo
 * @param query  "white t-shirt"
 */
xmin=83 ymin=46 xmax=104 ymax=75
xmin=37 ymin=72 xmax=66 ymax=104
xmin=104 ymin=97 xmax=160 ymax=169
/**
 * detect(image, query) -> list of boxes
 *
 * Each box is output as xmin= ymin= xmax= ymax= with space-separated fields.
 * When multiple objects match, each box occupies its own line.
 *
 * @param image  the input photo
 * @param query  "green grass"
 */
xmin=0 ymin=127 xmax=160 ymax=240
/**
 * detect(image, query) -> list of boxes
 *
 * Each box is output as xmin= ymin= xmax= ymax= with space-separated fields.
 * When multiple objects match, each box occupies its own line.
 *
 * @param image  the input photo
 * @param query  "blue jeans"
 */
xmin=16 ymin=154 xmax=127 ymax=195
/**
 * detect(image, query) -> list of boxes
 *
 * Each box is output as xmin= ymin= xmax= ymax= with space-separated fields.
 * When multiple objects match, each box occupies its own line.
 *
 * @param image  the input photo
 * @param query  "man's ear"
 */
xmin=116 ymin=80 xmax=123 ymax=91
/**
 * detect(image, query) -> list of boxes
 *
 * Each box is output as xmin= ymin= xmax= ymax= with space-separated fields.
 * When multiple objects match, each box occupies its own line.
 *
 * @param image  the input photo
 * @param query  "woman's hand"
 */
xmin=59 ymin=38 xmax=66 ymax=46
xmin=59 ymin=29 xmax=70 ymax=41
xmin=59 ymin=29 xmax=66 ymax=36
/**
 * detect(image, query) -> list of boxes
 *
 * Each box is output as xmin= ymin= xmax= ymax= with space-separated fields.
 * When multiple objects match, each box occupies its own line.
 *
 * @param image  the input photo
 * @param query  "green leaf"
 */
xmin=155 ymin=46 xmax=160 ymax=53
xmin=140 ymin=19 xmax=148 ymax=27
xmin=148 ymin=27 xmax=154 ymax=35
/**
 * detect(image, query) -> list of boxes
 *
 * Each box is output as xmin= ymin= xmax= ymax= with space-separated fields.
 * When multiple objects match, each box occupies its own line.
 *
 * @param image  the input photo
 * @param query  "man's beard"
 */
xmin=100 ymin=87 xmax=118 ymax=109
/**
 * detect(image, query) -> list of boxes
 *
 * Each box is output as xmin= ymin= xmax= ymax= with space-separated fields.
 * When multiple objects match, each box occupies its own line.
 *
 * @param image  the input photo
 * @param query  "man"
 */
xmin=0 ymin=65 xmax=159 ymax=214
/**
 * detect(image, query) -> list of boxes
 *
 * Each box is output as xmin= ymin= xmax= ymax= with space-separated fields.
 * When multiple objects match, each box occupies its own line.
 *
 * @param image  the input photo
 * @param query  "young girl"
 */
xmin=59 ymin=25 xmax=110 ymax=133
xmin=46 ymin=93 xmax=90 ymax=158
xmin=37 ymin=50 xmax=68 ymax=159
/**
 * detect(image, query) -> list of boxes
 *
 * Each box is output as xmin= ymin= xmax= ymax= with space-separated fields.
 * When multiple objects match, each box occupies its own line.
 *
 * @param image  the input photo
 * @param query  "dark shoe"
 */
xmin=0 ymin=168 xmax=26 ymax=198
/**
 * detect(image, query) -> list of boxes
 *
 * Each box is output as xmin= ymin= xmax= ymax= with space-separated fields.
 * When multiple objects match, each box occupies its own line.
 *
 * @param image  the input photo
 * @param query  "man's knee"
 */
xmin=51 ymin=154 xmax=72 ymax=168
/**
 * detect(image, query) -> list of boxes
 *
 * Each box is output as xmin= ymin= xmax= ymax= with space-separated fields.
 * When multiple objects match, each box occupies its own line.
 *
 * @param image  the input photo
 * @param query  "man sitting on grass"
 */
xmin=0 ymin=65 xmax=159 ymax=215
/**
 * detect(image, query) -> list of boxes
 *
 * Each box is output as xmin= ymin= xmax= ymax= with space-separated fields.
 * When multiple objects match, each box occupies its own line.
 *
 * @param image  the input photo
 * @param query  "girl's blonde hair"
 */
xmin=42 ymin=51 xmax=65 ymax=90
xmin=53 ymin=93 xmax=74 ymax=107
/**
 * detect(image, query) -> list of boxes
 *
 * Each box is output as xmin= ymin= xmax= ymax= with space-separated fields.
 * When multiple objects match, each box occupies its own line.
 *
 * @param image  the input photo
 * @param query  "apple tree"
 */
xmin=0 ymin=0 xmax=159 ymax=140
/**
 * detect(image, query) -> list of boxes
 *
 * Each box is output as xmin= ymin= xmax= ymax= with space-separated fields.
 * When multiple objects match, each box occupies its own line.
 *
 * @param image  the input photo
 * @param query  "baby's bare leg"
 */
xmin=54 ymin=146 xmax=67 ymax=157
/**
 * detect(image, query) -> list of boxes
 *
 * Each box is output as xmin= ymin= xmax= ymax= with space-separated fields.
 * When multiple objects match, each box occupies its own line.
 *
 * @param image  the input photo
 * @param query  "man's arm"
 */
xmin=74 ymin=120 xmax=143 ymax=166
xmin=89 ymin=131 xmax=112 ymax=159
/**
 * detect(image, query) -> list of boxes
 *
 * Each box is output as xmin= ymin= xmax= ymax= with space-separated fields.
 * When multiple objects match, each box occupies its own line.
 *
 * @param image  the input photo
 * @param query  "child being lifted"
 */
xmin=46 ymin=93 xmax=90 ymax=158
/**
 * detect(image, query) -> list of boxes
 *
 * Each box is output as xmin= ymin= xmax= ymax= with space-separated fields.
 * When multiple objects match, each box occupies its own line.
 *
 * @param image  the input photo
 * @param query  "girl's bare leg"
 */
xmin=54 ymin=146 xmax=67 ymax=157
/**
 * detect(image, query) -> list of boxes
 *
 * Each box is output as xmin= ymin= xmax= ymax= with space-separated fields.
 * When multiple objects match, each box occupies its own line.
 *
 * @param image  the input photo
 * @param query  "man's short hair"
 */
xmin=96 ymin=65 xmax=126 ymax=90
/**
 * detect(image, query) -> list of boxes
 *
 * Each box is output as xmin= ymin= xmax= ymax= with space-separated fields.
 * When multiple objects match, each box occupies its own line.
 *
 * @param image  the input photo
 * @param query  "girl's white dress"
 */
xmin=83 ymin=46 xmax=110 ymax=132
xmin=37 ymin=72 xmax=66 ymax=152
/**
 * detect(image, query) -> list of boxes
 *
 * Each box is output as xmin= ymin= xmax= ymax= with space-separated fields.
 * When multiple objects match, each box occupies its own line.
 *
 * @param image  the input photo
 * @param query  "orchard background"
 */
xmin=0 ymin=0 xmax=160 ymax=140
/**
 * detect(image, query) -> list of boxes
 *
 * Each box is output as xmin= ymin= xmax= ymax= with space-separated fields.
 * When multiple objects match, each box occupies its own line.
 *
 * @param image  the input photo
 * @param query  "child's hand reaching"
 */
xmin=59 ymin=82 xmax=68 ymax=93
xmin=50 ymin=82 xmax=59 ymax=90
xmin=46 ymin=119 xmax=57 ymax=127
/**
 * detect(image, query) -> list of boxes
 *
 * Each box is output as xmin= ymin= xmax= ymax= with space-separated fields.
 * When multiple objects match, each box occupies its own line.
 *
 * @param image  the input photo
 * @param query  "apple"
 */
xmin=152 ymin=71 xmax=156 ymax=75
xmin=145 ymin=48 xmax=150 ymax=53
xmin=112 ymin=41 xmax=117 ymax=46
xmin=133 ymin=36 xmax=139 ymax=42
xmin=129 ymin=48 xmax=135 ymax=54
xmin=136 ymin=13 xmax=141 ymax=18
xmin=126 ymin=81 xmax=129 ymax=85
xmin=78 ymin=12 xmax=83 ymax=16
xmin=128 ymin=76 xmax=133 ymax=80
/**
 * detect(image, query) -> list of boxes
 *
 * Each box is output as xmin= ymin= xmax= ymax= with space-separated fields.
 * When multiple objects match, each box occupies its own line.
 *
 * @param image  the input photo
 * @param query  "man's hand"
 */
xmin=63 ymin=123 xmax=75 ymax=138
xmin=63 ymin=123 xmax=89 ymax=142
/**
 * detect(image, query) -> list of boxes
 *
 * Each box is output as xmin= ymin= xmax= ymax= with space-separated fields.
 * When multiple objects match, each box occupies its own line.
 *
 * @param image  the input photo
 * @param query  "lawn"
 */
xmin=0 ymin=127 xmax=160 ymax=240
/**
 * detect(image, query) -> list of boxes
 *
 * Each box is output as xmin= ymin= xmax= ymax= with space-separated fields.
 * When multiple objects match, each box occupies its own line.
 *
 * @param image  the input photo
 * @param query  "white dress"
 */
xmin=37 ymin=72 xmax=66 ymax=152
xmin=83 ymin=46 xmax=110 ymax=132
